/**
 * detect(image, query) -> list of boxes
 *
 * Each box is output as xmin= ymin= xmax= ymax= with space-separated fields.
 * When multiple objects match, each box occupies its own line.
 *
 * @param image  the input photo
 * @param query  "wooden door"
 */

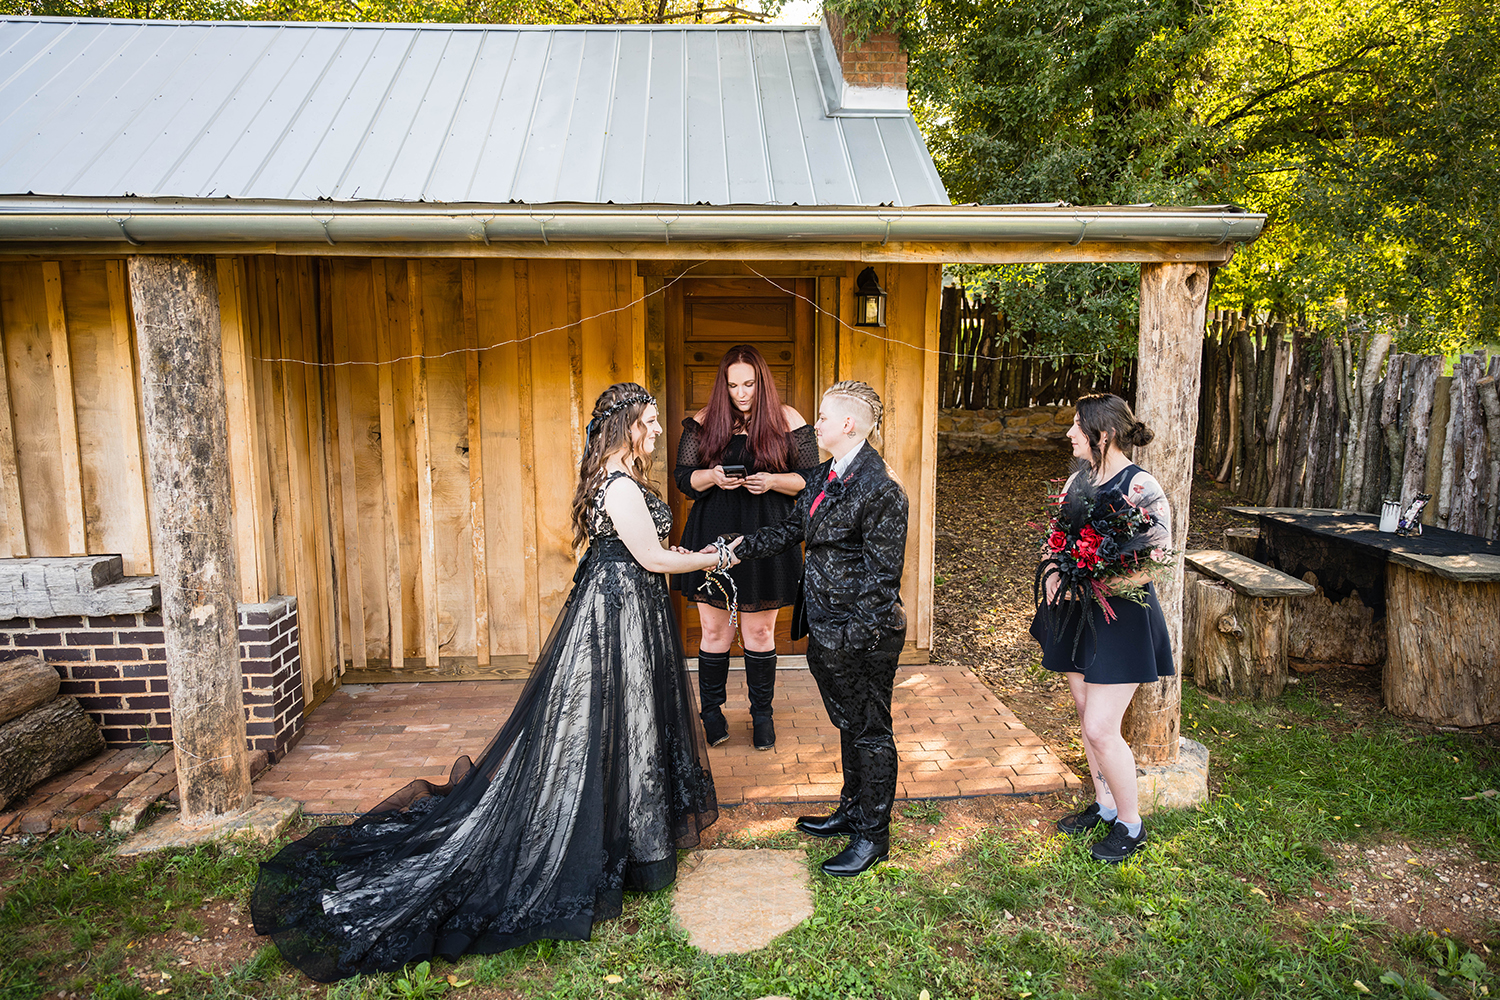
xmin=665 ymin=277 xmax=818 ymax=656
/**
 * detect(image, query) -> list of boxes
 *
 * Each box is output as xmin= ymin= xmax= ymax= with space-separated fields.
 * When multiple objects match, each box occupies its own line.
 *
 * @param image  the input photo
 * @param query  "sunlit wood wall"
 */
xmin=0 ymin=254 xmax=937 ymax=702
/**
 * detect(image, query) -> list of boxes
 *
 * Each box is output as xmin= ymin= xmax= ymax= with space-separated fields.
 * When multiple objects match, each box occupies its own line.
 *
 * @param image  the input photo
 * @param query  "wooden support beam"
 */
xmin=42 ymin=262 xmax=87 ymax=555
xmin=127 ymin=254 xmax=252 ymax=822
xmin=371 ymin=261 xmax=405 ymax=669
xmin=917 ymin=264 xmax=941 ymax=652
xmin=461 ymin=260 xmax=490 ymax=666
xmin=407 ymin=260 xmax=439 ymax=666
xmin=330 ymin=260 xmax=367 ymax=671
xmin=1123 ymin=262 xmax=1210 ymax=766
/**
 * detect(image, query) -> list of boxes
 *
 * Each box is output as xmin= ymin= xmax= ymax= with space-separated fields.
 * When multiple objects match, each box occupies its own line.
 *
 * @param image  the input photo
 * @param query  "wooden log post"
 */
xmin=1122 ymin=262 xmax=1209 ymax=765
xmin=1478 ymin=374 xmax=1500 ymax=540
xmin=1192 ymin=581 xmax=1290 ymax=700
xmin=1383 ymin=565 xmax=1500 ymax=726
xmin=128 ymin=255 xmax=253 ymax=824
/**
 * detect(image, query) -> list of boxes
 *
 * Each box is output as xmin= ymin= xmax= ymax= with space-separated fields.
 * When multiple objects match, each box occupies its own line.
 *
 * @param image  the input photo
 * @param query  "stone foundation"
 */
xmin=938 ymin=405 xmax=1075 ymax=455
xmin=0 ymin=558 xmax=303 ymax=760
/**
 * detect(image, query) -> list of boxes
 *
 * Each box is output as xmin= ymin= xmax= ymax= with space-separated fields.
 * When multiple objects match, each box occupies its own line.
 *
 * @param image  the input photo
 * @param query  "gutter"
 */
xmin=0 ymin=199 xmax=1266 ymax=246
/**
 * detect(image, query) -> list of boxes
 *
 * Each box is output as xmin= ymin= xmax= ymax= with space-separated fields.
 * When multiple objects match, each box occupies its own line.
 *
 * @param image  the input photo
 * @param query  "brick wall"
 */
xmin=825 ymin=9 xmax=908 ymax=90
xmin=0 ymin=595 xmax=304 ymax=759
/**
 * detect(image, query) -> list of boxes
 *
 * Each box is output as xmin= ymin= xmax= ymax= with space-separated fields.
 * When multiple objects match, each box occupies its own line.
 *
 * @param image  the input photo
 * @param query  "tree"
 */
xmin=832 ymin=0 xmax=1500 ymax=350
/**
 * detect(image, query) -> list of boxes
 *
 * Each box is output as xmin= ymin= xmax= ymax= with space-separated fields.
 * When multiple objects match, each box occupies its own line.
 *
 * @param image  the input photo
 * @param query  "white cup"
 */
xmin=1379 ymin=499 xmax=1400 ymax=532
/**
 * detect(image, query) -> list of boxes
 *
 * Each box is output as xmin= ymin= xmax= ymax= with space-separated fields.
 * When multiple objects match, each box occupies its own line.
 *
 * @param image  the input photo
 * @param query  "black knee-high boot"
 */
xmin=743 ymin=647 xmax=777 ymax=751
xmin=697 ymin=649 xmax=730 ymax=747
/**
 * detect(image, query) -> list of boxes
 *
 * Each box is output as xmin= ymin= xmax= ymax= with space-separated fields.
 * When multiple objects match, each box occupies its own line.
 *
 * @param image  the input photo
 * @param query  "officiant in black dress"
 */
xmin=732 ymin=380 xmax=909 ymax=877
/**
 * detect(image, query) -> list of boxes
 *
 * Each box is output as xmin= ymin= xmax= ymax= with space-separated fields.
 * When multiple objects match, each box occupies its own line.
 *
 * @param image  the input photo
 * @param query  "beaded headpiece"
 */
xmin=586 ymin=393 xmax=656 ymax=441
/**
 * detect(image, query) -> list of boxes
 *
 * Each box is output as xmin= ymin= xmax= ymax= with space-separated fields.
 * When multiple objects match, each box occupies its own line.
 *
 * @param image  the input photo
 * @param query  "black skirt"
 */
xmin=1029 ymin=583 xmax=1175 ymax=685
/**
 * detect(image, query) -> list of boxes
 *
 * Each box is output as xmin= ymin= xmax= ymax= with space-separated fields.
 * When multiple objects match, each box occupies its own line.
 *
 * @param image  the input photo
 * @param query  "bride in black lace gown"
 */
xmin=252 ymin=383 xmax=728 ymax=982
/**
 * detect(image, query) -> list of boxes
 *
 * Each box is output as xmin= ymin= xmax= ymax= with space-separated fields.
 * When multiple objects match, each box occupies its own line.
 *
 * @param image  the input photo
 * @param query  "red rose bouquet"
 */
xmin=1033 ymin=472 xmax=1175 ymax=654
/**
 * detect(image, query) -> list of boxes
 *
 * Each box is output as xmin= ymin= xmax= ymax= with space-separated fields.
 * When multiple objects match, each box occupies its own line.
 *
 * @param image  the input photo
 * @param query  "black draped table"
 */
xmin=1225 ymin=507 xmax=1500 ymax=727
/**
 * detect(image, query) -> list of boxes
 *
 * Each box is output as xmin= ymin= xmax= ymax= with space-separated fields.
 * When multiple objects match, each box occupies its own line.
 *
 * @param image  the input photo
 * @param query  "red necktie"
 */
xmin=809 ymin=468 xmax=837 ymax=517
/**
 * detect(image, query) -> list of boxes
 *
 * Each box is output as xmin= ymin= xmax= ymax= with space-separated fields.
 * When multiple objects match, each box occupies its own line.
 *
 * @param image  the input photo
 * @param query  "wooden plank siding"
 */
xmin=0 ymin=254 xmax=939 ymax=700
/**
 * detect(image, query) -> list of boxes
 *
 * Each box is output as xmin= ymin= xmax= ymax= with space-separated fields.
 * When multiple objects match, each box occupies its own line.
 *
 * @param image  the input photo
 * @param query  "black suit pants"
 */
xmin=806 ymin=632 xmax=904 ymax=839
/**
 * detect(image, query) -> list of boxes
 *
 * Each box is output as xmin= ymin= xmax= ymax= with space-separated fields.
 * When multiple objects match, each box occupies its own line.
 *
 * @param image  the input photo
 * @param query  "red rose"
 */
xmin=1048 ymin=531 xmax=1067 ymax=552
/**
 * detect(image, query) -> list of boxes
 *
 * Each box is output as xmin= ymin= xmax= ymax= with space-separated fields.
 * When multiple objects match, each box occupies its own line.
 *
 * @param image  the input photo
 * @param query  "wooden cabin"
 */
xmin=0 ymin=15 xmax=1263 ymax=747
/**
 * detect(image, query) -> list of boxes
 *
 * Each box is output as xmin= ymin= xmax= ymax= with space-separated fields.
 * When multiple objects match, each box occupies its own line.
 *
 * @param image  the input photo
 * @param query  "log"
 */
xmin=1191 ymin=580 xmax=1289 ymax=700
xmin=1223 ymin=526 xmax=1259 ymax=558
xmin=1231 ymin=323 xmax=1255 ymax=492
xmin=1383 ymin=564 xmax=1500 ymax=726
xmin=1359 ymin=379 xmax=1388 ymax=512
xmin=1286 ymin=574 xmax=1385 ymax=666
xmin=1341 ymin=328 xmax=1391 ymax=510
xmin=0 ymin=655 xmax=61 ymax=725
xmin=1379 ymin=353 xmax=1408 ymax=503
xmin=1400 ymin=355 xmax=1442 ymax=508
xmin=0 ymin=696 xmax=105 ymax=811
xmin=1123 ymin=262 xmax=1209 ymax=764
xmin=1478 ymin=374 xmax=1500 ymax=540
xmin=1458 ymin=354 xmax=1487 ymax=536
xmin=1434 ymin=374 xmax=1458 ymax=527
xmin=129 ymin=255 xmax=254 ymax=823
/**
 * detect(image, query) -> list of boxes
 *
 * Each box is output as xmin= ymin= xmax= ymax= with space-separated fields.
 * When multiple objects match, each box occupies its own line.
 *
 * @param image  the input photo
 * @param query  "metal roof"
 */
xmin=0 ymin=16 xmax=949 ymax=207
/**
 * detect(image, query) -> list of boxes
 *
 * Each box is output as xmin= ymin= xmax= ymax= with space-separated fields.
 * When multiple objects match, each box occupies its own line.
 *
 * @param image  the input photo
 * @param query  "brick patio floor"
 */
xmin=254 ymin=664 xmax=1080 ymax=814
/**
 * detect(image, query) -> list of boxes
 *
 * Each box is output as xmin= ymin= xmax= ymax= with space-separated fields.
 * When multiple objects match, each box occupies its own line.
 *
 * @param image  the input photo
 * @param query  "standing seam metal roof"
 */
xmin=0 ymin=17 xmax=950 ymax=207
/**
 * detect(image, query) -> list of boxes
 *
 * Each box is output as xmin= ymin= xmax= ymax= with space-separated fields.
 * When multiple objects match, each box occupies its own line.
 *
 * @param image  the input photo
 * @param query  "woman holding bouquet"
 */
xmin=1030 ymin=393 xmax=1174 ymax=864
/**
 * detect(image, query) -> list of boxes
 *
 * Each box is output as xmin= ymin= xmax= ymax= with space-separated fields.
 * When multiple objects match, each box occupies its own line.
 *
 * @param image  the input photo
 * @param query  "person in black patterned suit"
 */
xmin=731 ymin=381 xmax=909 ymax=877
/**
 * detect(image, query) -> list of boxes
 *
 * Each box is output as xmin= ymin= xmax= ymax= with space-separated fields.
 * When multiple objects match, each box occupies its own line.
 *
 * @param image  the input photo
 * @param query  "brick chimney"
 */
xmin=820 ymin=6 xmax=908 ymax=111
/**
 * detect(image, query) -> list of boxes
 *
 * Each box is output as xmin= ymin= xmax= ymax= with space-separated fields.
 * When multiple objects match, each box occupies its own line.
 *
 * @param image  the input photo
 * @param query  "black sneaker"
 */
xmin=1056 ymin=802 xmax=1111 ymax=836
xmin=1090 ymin=821 xmax=1148 ymax=863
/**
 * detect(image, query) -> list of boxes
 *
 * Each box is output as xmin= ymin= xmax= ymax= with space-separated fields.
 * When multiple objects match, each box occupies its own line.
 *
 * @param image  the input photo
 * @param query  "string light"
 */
xmin=243 ymin=259 xmax=1149 ymax=369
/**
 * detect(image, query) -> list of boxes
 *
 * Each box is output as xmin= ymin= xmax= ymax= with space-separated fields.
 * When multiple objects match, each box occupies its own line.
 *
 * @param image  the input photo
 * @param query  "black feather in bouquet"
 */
xmin=1032 ymin=466 xmax=1174 ymax=656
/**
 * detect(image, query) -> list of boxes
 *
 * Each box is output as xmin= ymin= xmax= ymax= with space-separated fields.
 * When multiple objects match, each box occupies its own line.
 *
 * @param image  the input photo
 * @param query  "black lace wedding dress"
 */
xmin=252 ymin=472 xmax=718 ymax=982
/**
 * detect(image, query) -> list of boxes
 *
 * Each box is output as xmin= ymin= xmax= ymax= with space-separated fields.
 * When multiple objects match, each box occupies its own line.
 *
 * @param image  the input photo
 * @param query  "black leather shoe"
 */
xmin=820 ymin=835 xmax=889 ymax=877
xmin=796 ymin=805 xmax=854 ymax=839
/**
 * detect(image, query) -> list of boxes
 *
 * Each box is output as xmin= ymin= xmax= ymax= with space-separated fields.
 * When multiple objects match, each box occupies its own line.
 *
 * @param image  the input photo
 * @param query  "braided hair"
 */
xmin=822 ymin=380 xmax=885 ymax=448
xmin=570 ymin=383 xmax=660 ymax=550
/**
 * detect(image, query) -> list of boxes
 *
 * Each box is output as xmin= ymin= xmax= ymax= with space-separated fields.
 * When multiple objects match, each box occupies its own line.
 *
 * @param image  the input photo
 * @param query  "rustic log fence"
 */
xmin=1196 ymin=308 xmax=1500 ymax=539
xmin=937 ymin=285 xmax=1136 ymax=409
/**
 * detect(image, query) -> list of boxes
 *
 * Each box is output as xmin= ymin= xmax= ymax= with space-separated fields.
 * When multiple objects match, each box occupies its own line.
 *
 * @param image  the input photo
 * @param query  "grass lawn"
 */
xmin=2 ymin=679 xmax=1496 ymax=1000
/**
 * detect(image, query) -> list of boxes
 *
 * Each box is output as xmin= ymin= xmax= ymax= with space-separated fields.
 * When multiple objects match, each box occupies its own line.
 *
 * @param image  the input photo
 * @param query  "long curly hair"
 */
xmin=697 ymin=344 xmax=791 ymax=473
xmin=570 ymin=383 xmax=660 ymax=550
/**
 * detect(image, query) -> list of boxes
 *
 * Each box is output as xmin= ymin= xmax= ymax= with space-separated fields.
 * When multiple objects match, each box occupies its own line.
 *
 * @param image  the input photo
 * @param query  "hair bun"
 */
xmin=1128 ymin=420 xmax=1155 ymax=447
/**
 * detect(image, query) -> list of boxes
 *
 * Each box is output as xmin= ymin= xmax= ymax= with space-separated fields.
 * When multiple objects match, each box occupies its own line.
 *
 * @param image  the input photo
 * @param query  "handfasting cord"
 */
xmin=698 ymin=536 xmax=739 ymax=632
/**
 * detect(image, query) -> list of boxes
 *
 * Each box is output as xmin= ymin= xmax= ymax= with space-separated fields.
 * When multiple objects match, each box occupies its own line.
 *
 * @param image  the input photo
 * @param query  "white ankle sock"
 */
xmin=1121 ymin=818 xmax=1143 ymax=837
xmin=1097 ymin=803 xmax=1118 ymax=822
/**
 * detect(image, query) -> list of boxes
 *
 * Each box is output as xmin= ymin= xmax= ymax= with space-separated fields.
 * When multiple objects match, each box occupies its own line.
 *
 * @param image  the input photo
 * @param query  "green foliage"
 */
xmin=832 ymin=0 xmax=1500 ymax=350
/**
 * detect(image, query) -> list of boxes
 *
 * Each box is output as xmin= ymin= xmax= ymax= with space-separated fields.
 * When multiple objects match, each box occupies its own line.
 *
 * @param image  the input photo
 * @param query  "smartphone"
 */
xmin=721 ymin=464 xmax=747 ymax=479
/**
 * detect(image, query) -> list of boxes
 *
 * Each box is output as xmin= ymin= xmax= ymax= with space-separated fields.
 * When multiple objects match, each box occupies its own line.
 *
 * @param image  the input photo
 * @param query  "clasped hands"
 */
xmin=669 ymin=536 xmax=743 ymax=569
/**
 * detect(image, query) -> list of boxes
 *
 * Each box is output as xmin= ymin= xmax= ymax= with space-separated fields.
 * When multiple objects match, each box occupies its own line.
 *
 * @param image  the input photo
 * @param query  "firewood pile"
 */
xmin=0 ymin=654 xmax=105 ymax=811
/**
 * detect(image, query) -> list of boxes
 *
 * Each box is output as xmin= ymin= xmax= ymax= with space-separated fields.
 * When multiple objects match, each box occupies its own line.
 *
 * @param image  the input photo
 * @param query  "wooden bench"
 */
xmin=1184 ymin=549 xmax=1315 ymax=700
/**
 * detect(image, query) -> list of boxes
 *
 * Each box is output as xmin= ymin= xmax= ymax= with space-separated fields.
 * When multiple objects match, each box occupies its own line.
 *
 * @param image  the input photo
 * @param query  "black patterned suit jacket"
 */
xmin=734 ymin=442 xmax=909 ymax=649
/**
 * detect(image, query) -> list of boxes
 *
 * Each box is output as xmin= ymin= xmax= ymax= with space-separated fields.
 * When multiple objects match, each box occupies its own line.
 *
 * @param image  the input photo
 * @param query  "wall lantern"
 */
xmin=854 ymin=267 xmax=887 ymax=328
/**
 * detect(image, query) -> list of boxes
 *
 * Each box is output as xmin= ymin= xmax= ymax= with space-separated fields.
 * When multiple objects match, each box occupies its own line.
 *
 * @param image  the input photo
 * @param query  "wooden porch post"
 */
xmin=129 ymin=255 xmax=253 ymax=823
xmin=1123 ymin=262 xmax=1210 ymax=765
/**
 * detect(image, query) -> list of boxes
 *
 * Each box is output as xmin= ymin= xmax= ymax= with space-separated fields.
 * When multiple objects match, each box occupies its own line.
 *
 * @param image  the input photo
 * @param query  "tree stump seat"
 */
xmin=1223 ymin=526 xmax=1259 ymax=558
xmin=1184 ymin=549 xmax=1315 ymax=700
